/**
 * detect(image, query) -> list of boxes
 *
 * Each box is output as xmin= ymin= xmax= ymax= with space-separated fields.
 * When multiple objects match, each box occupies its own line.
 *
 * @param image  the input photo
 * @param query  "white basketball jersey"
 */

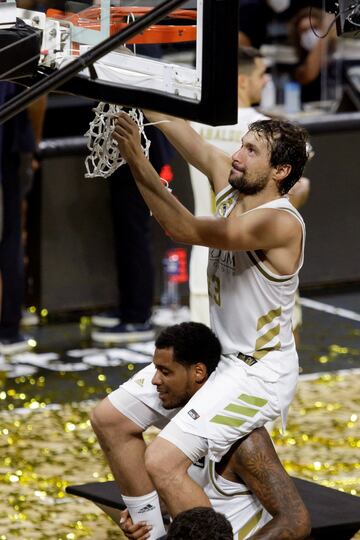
xmin=189 ymin=108 xmax=268 ymax=326
xmin=208 ymin=190 xmax=305 ymax=377
xmin=189 ymin=457 xmax=271 ymax=539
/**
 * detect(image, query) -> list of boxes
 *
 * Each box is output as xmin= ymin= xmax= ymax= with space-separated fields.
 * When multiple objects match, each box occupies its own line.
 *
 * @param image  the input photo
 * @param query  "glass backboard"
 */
xmin=2 ymin=0 xmax=239 ymax=125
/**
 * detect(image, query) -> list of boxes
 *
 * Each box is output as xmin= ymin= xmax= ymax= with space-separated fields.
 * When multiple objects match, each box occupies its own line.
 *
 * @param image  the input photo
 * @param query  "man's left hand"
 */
xmin=113 ymin=112 xmax=144 ymax=164
xmin=119 ymin=508 xmax=153 ymax=540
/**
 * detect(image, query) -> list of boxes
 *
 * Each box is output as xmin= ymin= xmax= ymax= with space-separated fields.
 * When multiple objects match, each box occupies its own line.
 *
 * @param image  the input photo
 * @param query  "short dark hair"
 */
xmin=238 ymin=46 xmax=263 ymax=74
xmin=248 ymin=119 xmax=309 ymax=194
xmin=155 ymin=322 xmax=221 ymax=376
xmin=166 ymin=507 xmax=233 ymax=540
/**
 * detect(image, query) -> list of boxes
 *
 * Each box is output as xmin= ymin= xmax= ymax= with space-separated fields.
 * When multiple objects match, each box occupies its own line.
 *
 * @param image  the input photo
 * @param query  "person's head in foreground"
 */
xmin=153 ymin=322 xmax=222 ymax=409
xmin=166 ymin=507 xmax=233 ymax=540
xmin=230 ymin=119 xmax=309 ymax=196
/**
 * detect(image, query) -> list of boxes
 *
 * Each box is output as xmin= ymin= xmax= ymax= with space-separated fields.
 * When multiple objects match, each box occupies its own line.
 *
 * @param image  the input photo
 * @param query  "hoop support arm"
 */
xmin=0 ymin=0 xmax=187 ymax=125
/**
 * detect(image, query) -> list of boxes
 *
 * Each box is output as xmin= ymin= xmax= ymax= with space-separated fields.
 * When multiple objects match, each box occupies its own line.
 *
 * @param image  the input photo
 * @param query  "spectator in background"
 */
xmin=238 ymin=0 xmax=326 ymax=49
xmin=0 ymin=83 xmax=46 ymax=354
xmin=238 ymin=0 xmax=272 ymax=48
xmin=291 ymin=7 xmax=337 ymax=102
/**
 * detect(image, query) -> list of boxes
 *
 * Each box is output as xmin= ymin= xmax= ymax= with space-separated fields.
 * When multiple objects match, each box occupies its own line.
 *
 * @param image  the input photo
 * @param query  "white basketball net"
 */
xmin=84 ymin=102 xmax=151 ymax=179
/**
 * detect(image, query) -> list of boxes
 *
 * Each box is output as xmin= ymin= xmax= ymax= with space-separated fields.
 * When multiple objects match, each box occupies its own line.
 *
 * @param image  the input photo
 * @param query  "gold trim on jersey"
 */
xmin=238 ymin=393 xmax=267 ymax=407
xmin=210 ymin=415 xmax=245 ymax=428
xmin=255 ymin=324 xmax=280 ymax=350
xmin=225 ymin=404 xmax=260 ymax=417
xmin=253 ymin=308 xmax=282 ymax=361
xmin=211 ymin=191 xmax=216 ymax=214
xmin=210 ymin=394 xmax=268 ymax=427
xmin=209 ymin=461 xmax=251 ymax=498
xmin=247 ymin=251 xmax=292 ymax=283
xmin=215 ymin=185 xmax=236 ymax=206
xmin=216 ymin=188 xmax=239 ymax=217
xmin=237 ymin=509 xmax=263 ymax=539
xmin=253 ymin=344 xmax=281 ymax=361
xmin=257 ymin=307 xmax=282 ymax=331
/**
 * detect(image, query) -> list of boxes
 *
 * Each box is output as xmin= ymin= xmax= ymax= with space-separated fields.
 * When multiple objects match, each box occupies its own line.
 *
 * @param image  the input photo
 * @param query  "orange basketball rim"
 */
xmin=47 ymin=6 xmax=197 ymax=44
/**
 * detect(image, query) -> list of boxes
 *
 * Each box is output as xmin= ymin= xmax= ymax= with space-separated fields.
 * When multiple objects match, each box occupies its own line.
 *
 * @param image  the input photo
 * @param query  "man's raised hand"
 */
xmin=113 ymin=112 xmax=144 ymax=164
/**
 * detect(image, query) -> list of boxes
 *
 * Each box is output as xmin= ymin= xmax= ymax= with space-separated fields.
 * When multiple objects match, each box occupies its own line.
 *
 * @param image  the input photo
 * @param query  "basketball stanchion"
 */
xmin=0 ymin=0 xmax=190 ymax=125
xmin=1 ymin=0 xmax=239 ymax=126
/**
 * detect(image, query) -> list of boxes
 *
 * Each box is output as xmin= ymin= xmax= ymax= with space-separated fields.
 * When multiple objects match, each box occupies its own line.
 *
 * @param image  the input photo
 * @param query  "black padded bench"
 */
xmin=66 ymin=478 xmax=360 ymax=539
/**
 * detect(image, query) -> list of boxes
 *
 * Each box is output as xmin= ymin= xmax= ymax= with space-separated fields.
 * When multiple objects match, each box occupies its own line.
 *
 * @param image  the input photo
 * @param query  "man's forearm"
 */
xmin=127 ymin=155 xmax=198 ymax=244
xmin=247 ymin=516 xmax=310 ymax=540
xmin=113 ymin=111 xmax=222 ymax=246
xmin=144 ymin=110 xmax=221 ymax=187
xmin=232 ymin=429 xmax=311 ymax=540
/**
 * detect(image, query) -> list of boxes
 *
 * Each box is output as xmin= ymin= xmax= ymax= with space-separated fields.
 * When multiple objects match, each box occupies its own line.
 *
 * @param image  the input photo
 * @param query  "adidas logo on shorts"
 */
xmin=139 ymin=504 xmax=155 ymax=513
xmin=187 ymin=409 xmax=200 ymax=420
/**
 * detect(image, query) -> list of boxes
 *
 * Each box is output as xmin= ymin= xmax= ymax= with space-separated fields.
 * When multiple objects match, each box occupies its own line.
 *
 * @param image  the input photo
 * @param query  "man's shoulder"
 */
xmin=245 ymin=199 xmax=304 ymax=239
xmin=237 ymin=107 xmax=269 ymax=130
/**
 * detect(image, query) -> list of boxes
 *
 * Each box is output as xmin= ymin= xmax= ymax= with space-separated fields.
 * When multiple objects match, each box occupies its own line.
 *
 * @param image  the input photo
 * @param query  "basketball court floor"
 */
xmin=1 ymin=288 xmax=359 ymax=539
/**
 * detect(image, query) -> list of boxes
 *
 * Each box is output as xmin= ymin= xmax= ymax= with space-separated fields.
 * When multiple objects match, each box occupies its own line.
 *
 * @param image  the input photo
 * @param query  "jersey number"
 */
xmin=208 ymin=274 xmax=221 ymax=306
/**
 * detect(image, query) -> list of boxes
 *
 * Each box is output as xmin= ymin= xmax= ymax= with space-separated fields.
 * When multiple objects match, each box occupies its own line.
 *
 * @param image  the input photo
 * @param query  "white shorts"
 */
xmin=202 ymin=460 xmax=271 ymax=539
xmin=110 ymin=354 xmax=298 ymax=462
xmin=108 ymin=363 xmax=179 ymax=430
xmin=109 ymin=366 xmax=207 ymax=462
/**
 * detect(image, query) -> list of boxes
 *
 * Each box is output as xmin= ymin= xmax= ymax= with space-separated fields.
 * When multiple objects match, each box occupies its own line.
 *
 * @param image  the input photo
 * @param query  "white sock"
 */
xmin=122 ymin=490 xmax=166 ymax=540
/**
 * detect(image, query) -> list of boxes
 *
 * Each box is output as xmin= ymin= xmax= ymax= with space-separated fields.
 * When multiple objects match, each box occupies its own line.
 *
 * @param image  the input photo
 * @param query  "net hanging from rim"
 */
xmin=84 ymin=103 xmax=150 ymax=179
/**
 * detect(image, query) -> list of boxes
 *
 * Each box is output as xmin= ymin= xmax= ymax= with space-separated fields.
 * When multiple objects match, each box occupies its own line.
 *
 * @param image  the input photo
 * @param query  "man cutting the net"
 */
xmin=92 ymin=113 xmax=309 ymax=537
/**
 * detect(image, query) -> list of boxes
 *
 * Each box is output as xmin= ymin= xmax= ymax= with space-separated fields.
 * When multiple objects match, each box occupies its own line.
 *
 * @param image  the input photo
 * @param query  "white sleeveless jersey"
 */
xmin=189 ymin=109 xmax=268 ymax=326
xmin=208 ymin=189 xmax=305 ymax=377
xmin=189 ymin=457 xmax=271 ymax=539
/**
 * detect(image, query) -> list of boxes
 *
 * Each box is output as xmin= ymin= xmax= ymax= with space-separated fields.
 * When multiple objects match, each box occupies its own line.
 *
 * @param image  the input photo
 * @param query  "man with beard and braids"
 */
xmin=91 ymin=115 xmax=309 ymax=539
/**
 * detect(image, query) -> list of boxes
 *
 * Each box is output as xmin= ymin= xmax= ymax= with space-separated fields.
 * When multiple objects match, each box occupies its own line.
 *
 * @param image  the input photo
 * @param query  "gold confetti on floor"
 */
xmin=0 ymin=371 xmax=359 ymax=539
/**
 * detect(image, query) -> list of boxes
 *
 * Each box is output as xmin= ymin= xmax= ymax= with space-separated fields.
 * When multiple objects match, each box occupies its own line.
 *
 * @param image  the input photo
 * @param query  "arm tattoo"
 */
xmin=233 ymin=428 xmax=311 ymax=540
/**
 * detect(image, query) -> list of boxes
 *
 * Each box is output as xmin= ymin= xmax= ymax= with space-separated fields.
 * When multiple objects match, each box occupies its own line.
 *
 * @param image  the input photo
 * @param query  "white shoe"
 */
xmin=91 ymin=322 xmax=155 ymax=344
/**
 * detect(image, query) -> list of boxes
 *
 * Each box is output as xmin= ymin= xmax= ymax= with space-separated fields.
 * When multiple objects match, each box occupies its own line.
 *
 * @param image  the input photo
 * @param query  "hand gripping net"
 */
xmin=84 ymin=103 xmax=151 ymax=179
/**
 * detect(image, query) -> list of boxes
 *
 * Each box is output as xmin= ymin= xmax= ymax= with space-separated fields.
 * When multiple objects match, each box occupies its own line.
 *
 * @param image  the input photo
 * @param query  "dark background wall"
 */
xmin=299 ymin=115 xmax=360 ymax=288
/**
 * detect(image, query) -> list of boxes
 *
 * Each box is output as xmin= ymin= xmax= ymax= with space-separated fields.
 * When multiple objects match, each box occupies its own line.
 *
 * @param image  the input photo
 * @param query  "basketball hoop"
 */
xmin=84 ymin=103 xmax=150 ymax=179
xmin=75 ymin=6 xmax=194 ymax=180
xmin=47 ymin=6 xmax=196 ymax=44
xmin=85 ymin=103 xmax=172 ymax=194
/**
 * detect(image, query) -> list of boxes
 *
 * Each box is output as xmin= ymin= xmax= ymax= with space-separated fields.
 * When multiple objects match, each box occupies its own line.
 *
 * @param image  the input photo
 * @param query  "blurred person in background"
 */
xmin=291 ymin=7 xmax=337 ymax=103
xmin=238 ymin=0 xmax=325 ymax=49
xmin=0 ymin=83 xmax=45 ymax=354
